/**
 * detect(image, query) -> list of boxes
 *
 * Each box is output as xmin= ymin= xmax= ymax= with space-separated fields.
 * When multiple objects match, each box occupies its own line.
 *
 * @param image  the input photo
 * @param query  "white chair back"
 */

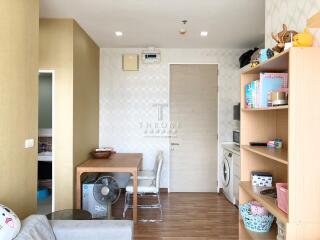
xmin=154 ymin=151 xmax=164 ymax=192
xmin=153 ymin=151 xmax=162 ymax=173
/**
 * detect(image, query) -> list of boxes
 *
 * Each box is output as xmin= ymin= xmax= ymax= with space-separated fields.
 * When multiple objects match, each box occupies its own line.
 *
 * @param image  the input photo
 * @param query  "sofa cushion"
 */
xmin=50 ymin=220 xmax=133 ymax=240
xmin=0 ymin=204 xmax=21 ymax=240
xmin=15 ymin=215 xmax=55 ymax=240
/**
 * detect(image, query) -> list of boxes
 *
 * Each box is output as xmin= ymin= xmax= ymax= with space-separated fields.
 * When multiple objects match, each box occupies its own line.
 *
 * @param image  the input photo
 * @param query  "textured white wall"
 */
xmin=265 ymin=0 xmax=320 ymax=48
xmin=99 ymin=48 xmax=245 ymax=188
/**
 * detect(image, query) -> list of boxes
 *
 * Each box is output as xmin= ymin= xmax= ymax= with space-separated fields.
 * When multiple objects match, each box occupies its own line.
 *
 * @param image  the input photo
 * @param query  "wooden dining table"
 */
xmin=76 ymin=153 xmax=143 ymax=222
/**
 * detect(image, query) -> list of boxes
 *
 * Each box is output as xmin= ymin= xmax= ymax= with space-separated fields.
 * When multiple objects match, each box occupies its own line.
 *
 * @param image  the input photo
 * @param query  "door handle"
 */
xmin=170 ymin=143 xmax=180 ymax=146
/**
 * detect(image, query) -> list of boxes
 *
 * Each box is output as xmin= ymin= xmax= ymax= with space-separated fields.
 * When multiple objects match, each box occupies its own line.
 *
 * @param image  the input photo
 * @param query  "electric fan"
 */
xmin=93 ymin=176 xmax=121 ymax=219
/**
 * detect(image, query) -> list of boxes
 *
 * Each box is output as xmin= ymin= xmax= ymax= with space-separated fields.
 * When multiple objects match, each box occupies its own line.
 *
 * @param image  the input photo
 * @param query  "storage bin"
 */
xmin=240 ymin=202 xmax=274 ymax=233
xmin=251 ymin=172 xmax=272 ymax=187
xmin=276 ymin=183 xmax=288 ymax=214
xmin=37 ymin=187 xmax=49 ymax=201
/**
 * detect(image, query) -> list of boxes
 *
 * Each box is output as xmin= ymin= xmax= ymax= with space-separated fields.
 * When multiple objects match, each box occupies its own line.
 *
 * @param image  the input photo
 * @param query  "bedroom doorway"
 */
xmin=37 ymin=70 xmax=55 ymax=214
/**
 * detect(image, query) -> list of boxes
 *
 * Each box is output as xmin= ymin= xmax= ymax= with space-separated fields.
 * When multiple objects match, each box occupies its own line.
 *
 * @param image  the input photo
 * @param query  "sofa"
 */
xmin=15 ymin=215 xmax=133 ymax=240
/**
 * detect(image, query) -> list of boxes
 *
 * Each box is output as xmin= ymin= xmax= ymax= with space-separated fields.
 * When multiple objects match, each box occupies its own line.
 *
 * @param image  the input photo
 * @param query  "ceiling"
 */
xmin=40 ymin=0 xmax=265 ymax=48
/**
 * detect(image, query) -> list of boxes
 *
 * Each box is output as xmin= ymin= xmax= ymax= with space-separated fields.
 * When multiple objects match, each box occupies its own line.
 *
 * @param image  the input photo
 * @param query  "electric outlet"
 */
xmin=24 ymin=139 xmax=34 ymax=149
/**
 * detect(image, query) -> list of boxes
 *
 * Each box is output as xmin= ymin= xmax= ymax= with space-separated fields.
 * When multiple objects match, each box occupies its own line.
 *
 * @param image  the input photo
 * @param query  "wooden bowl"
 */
xmin=90 ymin=150 xmax=113 ymax=159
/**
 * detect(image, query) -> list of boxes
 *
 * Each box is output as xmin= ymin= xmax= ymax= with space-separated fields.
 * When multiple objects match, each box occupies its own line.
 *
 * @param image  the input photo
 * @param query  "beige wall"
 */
xmin=265 ymin=0 xmax=320 ymax=48
xmin=39 ymin=19 xmax=74 ymax=210
xmin=0 ymin=0 xmax=39 ymax=218
xmin=39 ymin=19 xmax=99 ymax=210
xmin=73 ymin=22 xmax=100 ymax=186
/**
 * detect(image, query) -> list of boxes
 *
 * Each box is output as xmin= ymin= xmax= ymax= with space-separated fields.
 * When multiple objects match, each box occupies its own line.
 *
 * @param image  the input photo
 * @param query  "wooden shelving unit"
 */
xmin=241 ymin=145 xmax=288 ymax=165
xmin=242 ymin=105 xmax=288 ymax=111
xmin=239 ymin=48 xmax=320 ymax=239
xmin=240 ymin=181 xmax=288 ymax=223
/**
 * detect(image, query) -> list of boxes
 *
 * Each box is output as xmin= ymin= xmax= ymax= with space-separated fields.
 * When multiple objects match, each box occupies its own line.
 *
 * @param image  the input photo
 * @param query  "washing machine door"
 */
xmin=222 ymin=157 xmax=230 ymax=187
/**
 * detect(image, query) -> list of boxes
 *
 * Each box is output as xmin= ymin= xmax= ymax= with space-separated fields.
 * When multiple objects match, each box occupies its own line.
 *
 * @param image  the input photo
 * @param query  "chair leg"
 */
xmin=157 ymin=193 xmax=163 ymax=221
xmin=138 ymin=193 xmax=163 ymax=223
xmin=123 ymin=192 xmax=163 ymax=222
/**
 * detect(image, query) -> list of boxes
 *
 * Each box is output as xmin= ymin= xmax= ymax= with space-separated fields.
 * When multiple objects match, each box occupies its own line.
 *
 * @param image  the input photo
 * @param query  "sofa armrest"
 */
xmin=49 ymin=220 xmax=133 ymax=240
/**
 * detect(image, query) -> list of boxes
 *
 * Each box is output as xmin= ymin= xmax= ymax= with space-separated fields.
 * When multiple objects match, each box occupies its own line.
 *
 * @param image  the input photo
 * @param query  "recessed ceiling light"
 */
xmin=115 ymin=31 xmax=123 ymax=37
xmin=200 ymin=31 xmax=208 ymax=37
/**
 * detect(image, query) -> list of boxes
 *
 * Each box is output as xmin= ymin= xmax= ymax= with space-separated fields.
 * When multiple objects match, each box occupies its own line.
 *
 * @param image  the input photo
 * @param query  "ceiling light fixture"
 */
xmin=115 ymin=31 xmax=123 ymax=37
xmin=180 ymin=28 xmax=187 ymax=35
xmin=179 ymin=20 xmax=188 ymax=35
xmin=200 ymin=31 xmax=208 ymax=37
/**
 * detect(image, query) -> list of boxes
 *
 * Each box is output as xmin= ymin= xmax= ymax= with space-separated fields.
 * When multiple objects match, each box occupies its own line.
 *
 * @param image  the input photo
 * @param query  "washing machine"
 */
xmin=222 ymin=149 xmax=234 ymax=203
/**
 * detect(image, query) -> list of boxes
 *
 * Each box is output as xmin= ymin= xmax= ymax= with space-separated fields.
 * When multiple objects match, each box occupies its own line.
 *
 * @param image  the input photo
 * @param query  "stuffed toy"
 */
xmin=259 ymin=48 xmax=274 ymax=63
xmin=293 ymin=28 xmax=314 ymax=47
xmin=272 ymin=24 xmax=298 ymax=52
xmin=0 ymin=204 xmax=21 ymax=240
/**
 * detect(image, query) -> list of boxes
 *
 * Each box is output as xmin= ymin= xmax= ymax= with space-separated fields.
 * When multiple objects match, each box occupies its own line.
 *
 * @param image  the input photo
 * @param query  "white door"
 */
xmin=170 ymin=64 xmax=218 ymax=192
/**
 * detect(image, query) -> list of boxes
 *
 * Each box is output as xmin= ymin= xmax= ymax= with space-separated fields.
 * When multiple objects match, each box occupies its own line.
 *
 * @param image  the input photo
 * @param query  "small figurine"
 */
xmin=250 ymin=48 xmax=260 ymax=68
xmin=250 ymin=60 xmax=259 ymax=68
xmin=272 ymin=24 xmax=298 ymax=53
xmin=293 ymin=28 xmax=314 ymax=47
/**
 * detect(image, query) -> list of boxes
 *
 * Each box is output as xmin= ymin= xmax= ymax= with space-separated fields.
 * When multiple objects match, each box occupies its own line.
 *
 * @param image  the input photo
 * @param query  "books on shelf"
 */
xmin=245 ymin=83 xmax=252 ymax=109
xmin=245 ymin=73 xmax=288 ymax=109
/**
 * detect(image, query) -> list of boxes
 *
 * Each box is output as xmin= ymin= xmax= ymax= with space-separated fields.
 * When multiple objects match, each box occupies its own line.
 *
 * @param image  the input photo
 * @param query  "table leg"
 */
xmin=132 ymin=170 xmax=138 ymax=223
xmin=76 ymin=170 xmax=82 ymax=209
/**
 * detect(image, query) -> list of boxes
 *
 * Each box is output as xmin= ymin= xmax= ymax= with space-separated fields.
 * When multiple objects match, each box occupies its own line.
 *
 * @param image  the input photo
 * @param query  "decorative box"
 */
xmin=251 ymin=172 xmax=272 ymax=187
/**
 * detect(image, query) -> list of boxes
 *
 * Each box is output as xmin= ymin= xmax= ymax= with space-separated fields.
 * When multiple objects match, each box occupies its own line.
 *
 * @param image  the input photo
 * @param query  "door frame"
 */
xmin=168 ymin=63 xmax=220 ymax=193
xmin=39 ymin=69 xmax=56 ymax=211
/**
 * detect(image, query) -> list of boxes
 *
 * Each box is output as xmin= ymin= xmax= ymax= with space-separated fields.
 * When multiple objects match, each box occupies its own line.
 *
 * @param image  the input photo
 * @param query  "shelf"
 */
xmin=242 ymin=145 xmax=288 ymax=165
xmin=242 ymin=106 xmax=288 ymax=111
xmin=240 ymin=181 xmax=288 ymax=223
xmin=241 ymin=49 xmax=289 ymax=75
xmin=240 ymin=220 xmax=277 ymax=240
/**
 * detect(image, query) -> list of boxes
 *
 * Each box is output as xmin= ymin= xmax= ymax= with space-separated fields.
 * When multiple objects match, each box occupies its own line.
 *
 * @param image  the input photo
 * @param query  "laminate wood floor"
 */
xmin=113 ymin=192 xmax=239 ymax=240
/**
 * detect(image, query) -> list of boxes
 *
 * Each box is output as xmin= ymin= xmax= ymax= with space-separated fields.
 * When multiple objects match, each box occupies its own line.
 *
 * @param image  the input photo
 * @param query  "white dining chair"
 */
xmin=129 ymin=151 xmax=163 ymax=180
xmin=123 ymin=151 xmax=164 ymax=222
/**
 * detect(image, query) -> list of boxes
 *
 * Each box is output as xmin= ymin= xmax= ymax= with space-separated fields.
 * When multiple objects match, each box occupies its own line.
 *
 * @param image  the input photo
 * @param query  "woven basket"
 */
xmin=90 ymin=150 xmax=113 ymax=159
xmin=240 ymin=203 xmax=274 ymax=233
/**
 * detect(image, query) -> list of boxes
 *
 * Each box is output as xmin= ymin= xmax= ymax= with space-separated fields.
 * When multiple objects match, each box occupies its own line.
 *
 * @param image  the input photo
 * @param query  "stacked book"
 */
xmin=245 ymin=73 xmax=288 ymax=109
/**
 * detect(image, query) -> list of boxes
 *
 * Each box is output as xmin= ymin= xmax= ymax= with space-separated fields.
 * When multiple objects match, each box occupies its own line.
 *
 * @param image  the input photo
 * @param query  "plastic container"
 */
xmin=240 ymin=203 xmax=274 ymax=233
xmin=276 ymin=183 xmax=288 ymax=214
xmin=37 ymin=187 xmax=49 ymax=201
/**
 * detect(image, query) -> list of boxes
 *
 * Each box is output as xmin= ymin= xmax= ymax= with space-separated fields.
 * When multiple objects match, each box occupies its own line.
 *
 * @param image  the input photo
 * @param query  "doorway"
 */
xmin=169 ymin=64 xmax=218 ymax=192
xmin=37 ymin=70 xmax=55 ymax=214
